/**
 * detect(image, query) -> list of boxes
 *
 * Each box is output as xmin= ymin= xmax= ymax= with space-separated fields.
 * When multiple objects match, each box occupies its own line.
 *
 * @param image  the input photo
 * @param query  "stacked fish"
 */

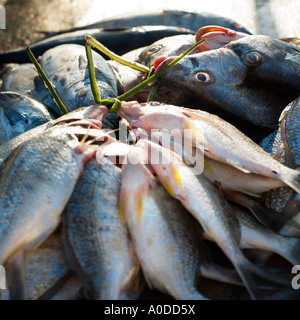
xmin=0 ymin=10 xmax=300 ymax=300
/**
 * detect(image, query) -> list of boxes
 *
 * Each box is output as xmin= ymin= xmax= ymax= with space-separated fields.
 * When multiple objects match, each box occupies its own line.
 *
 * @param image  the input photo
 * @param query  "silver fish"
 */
xmin=120 ymin=146 xmax=208 ymax=300
xmin=63 ymin=157 xmax=141 ymax=300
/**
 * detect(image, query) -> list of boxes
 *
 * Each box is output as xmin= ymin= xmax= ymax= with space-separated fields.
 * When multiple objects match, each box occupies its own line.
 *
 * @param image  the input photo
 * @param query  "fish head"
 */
xmin=154 ymin=48 xmax=247 ymax=106
xmin=138 ymin=34 xmax=196 ymax=67
xmin=195 ymin=25 xmax=248 ymax=52
xmin=225 ymin=35 xmax=300 ymax=90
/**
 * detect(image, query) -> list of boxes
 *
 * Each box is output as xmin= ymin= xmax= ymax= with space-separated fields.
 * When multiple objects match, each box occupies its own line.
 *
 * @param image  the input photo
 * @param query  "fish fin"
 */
xmin=282 ymin=170 xmax=300 ymax=195
xmin=225 ymin=190 xmax=299 ymax=235
xmin=142 ymin=270 xmax=161 ymax=292
xmin=234 ymin=257 xmax=290 ymax=300
xmin=119 ymin=265 xmax=144 ymax=299
xmin=200 ymin=262 xmax=243 ymax=286
xmin=5 ymin=251 xmax=26 ymax=300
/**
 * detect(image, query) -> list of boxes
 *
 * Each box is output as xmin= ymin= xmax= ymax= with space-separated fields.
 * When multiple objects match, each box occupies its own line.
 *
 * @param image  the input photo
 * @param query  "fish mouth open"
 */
xmin=195 ymin=25 xmax=247 ymax=52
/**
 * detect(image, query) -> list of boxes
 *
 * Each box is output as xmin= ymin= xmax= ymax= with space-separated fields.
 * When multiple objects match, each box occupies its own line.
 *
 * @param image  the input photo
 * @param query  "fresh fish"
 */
xmin=153 ymin=50 xmax=293 ymax=129
xmin=120 ymin=146 xmax=208 ymax=300
xmin=118 ymin=102 xmax=300 ymax=194
xmin=224 ymin=190 xmax=300 ymax=238
xmin=259 ymin=129 xmax=283 ymax=159
xmin=203 ymin=156 xmax=285 ymax=196
xmin=62 ymin=10 xmax=251 ymax=34
xmin=1 ymin=63 xmax=60 ymax=115
xmin=63 ymin=157 xmax=141 ymax=300
xmin=279 ymin=95 xmax=300 ymax=167
xmin=108 ymin=34 xmax=196 ymax=104
xmin=0 ymin=104 xmax=109 ymax=163
xmin=140 ymin=139 xmax=288 ymax=299
xmin=232 ymin=205 xmax=300 ymax=266
xmin=225 ymin=35 xmax=300 ymax=93
xmin=1 ymin=64 xmax=38 ymax=94
xmin=0 ymin=26 xmax=194 ymax=64
xmin=0 ymin=124 xmax=97 ymax=280
xmin=21 ymin=227 xmax=71 ymax=300
xmin=40 ymin=44 xmax=121 ymax=128
xmin=0 ymin=91 xmax=54 ymax=144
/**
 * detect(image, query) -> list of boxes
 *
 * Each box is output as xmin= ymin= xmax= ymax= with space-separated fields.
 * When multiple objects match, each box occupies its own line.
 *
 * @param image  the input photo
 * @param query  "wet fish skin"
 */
xmin=40 ymin=44 xmax=121 ymax=129
xmin=225 ymin=35 xmax=300 ymax=93
xmin=279 ymin=95 xmax=300 ymax=167
xmin=141 ymin=139 xmax=289 ymax=299
xmin=0 ymin=91 xmax=54 ymax=144
xmin=23 ymin=227 xmax=71 ymax=300
xmin=120 ymin=147 xmax=208 ymax=300
xmin=0 ymin=125 xmax=96 ymax=267
xmin=63 ymin=157 xmax=141 ymax=300
xmin=154 ymin=49 xmax=292 ymax=129
xmin=0 ymin=104 xmax=109 ymax=162
xmin=232 ymin=205 xmax=300 ymax=266
xmin=118 ymin=102 xmax=300 ymax=194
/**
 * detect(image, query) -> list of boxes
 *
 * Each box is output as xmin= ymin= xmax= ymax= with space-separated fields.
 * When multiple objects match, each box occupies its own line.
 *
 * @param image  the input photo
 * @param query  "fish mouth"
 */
xmin=195 ymin=25 xmax=247 ymax=52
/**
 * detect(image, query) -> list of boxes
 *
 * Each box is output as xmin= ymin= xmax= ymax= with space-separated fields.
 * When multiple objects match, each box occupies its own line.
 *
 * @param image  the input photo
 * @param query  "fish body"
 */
xmin=0 ymin=91 xmax=54 ymax=144
xmin=0 ymin=125 xmax=96 ymax=267
xmin=40 ymin=44 xmax=121 ymax=129
xmin=120 ymin=147 xmax=208 ymax=300
xmin=118 ymin=102 xmax=300 ymax=194
xmin=63 ymin=157 xmax=141 ymax=300
xmin=23 ymin=228 xmax=71 ymax=300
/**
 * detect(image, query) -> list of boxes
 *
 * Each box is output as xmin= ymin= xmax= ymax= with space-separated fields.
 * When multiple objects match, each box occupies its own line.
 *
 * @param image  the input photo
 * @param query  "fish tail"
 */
xmin=235 ymin=257 xmax=290 ymax=299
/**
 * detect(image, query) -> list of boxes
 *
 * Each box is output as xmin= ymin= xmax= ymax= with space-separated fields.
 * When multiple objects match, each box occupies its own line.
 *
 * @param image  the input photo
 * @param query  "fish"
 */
xmin=40 ymin=44 xmax=121 ymax=129
xmin=60 ymin=10 xmax=251 ymax=34
xmin=203 ymin=156 xmax=285 ymax=196
xmin=279 ymin=95 xmax=300 ymax=167
xmin=0 ymin=91 xmax=54 ymax=144
xmin=0 ymin=26 xmax=194 ymax=64
xmin=224 ymin=35 xmax=300 ymax=94
xmin=231 ymin=205 xmax=300 ymax=266
xmin=120 ymin=146 xmax=208 ymax=300
xmin=153 ymin=49 xmax=293 ymax=130
xmin=0 ymin=124 xmax=98 ymax=291
xmin=0 ymin=104 xmax=109 ymax=162
xmin=1 ymin=63 xmax=61 ymax=116
xmin=108 ymin=34 xmax=196 ymax=104
xmin=20 ymin=227 xmax=71 ymax=300
xmin=139 ymin=139 xmax=289 ymax=299
xmin=118 ymin=102 xmax=300 ymax=194
xmin=63 ymin=157 xmax=142 ymax=300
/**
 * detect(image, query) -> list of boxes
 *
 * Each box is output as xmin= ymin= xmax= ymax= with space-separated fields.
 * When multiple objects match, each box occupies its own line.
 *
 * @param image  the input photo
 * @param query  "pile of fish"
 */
xmin=0 ymin=10 xmax=300 ymax=300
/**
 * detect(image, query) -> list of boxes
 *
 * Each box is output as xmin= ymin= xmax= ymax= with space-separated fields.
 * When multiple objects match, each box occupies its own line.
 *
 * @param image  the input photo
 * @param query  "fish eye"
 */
xmin=195 ymin=72 xmax=211 ymax=83
xmin=243 ymin=51 xmax=263 ymax=66
xmin=146 ymin=44 xmax=163 ymax=55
